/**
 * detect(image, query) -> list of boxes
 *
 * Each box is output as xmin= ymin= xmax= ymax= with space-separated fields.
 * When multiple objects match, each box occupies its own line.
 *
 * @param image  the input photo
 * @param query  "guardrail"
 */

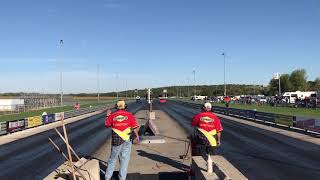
xmin=171 ymin=100 xmax=320 ymax=134
xmin=0 ymin=105 xmax=110 ymax=136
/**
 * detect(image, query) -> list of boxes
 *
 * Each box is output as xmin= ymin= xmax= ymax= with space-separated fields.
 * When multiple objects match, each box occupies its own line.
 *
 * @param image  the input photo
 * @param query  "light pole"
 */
xmin=97 ymin=64 xmax=100 ymax=102
xmin=193 ymin=70 xmax=196 ymax=96
xmin=116 ymin=73 xmax=119 ymax=99
xmin=222 ymin=53 xmax=227 ymax=97
xmin=186 ymin=77 xmax=190 ymax=98
xmin=273 ymin=73 xmax=281 ymax=96
xmin=59 ymin=40 xmax=64 ymax=106
xmin=278 ymin=75 xmax=281 ymax=96
xmin=125 ymin=80 xmax=128 ymax=99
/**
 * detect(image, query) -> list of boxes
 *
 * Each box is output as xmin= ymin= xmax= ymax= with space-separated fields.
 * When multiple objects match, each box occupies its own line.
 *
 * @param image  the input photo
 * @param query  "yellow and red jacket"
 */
xmin=192 ymin=111 xmax=223 ymax=147
xmin=105 ymin=110 xmax=139 ymax=141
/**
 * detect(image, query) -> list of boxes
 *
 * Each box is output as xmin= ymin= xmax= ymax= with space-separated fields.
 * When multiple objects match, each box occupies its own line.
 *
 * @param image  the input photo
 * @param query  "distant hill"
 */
xmin=0 ymin=84 xmax=269 ymax=98
xmin=99 ymin=84 xmax=268 ymax=98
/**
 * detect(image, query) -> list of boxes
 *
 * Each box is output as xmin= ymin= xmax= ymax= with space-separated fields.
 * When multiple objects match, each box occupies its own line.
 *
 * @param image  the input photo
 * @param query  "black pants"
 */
xmin=206 ymin=146 xmax=216 ymax=155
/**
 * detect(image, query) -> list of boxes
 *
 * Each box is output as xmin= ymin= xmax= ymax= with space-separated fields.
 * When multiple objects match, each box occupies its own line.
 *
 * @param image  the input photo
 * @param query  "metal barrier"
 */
xmin=7 ymin=119 xmax=25 ymax=133
xmin=0 ymin=122 xmax=7 ymax=135
xmin=171 ymin=100 xmax=320 ymax=134
xmin=0 ymin=105 xmax=109 ymax=136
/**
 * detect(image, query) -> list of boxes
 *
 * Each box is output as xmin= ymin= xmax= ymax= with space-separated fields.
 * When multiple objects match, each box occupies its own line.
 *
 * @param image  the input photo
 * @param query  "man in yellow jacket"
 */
xmin=192 ymin=102 xmax=223 ymax=155
xmin=105 ymin=100 xmax=140 ymax=180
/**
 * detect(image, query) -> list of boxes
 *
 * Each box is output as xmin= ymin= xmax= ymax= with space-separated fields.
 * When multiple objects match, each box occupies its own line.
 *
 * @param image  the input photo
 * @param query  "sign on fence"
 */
xmin=27 ymin=116 xmax=42 ymax=128
xmin=42 ymin=114 xmax=55 ymax=124
xmin=7 ymin=119 xmax=25 ymax=133
xmin=55 ymin=112 xmax=64 ymax=121
xmin=296 ymin=117 xmax=320 ymax=133
xmin=0 ymin=122 xmax=7 ymax=135
xmin=275 ymin=114 xmax=293 ymax=127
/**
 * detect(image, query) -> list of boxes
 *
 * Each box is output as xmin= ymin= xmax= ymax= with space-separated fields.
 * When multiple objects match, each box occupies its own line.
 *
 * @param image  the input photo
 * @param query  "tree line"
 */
xmin=269 ymin=69 xmax=320 ymax=95
xmin=1 ymin=69 xmax=318 ymax=98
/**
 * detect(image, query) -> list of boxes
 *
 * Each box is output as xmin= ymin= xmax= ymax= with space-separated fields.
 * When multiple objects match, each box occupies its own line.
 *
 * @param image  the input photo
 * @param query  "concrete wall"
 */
xmin=192 ymin=156 xmax=247 ymax=180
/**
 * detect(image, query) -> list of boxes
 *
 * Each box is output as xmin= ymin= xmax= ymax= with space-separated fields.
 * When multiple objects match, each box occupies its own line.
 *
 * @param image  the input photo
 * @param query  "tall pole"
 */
xmin=223 ymin=53 xmax=226 ymax=97
xmin=125 ymin=80 xmax=128 ymax=99
xmin=278 ymin=75 xmax=281 ymax=96
xmin=60 ymin=40 xmax=64 ymax=107
xmin=116 ymin=73 xmax=119 ymax=99
xmin=148 ymin=88 xmax=152 ymax=112
xmin=193 ymin=70 xmax=196 ymax=96
xmin=187 ymin=77 xmax=190 ymax=98
xmin=97 ymin=64 xmax=100 ymax=102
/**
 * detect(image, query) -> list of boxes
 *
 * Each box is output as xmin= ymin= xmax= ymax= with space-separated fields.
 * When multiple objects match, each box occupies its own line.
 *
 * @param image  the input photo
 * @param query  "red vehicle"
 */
xmin=159 ymin=98 xmax=167 ymax=103
xmin=224 ymin=96 xmax=231 ymax=103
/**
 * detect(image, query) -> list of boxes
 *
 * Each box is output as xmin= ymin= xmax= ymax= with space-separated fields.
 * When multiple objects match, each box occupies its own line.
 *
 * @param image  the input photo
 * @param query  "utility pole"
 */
xmin=147 ymin=88 xmax=152 ymax=112
xmin=187 ymin=77 xmax=190 ymax=98
xmin=278 ymin=75 xmax=281 ymax=96
xmin=273 ymin=73 xmax=281 ymax=96
xmin=193 ymin=70 xmax=196 ymax=96
xmin=59 ymin=40 xmax=64 ymax=107
xmin=116 ymin=73 xmax=119 ymax=99
xmin=97 ymin=64 xmax=100 ymax=102
xmin=222 ymin=52 xmax=227 ymax=97
xmin=125 ymin=80 xmax=128 ymax=99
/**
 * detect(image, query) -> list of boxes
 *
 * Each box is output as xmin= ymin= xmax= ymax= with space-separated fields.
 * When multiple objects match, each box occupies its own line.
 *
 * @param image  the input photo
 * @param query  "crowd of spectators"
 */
xmin=210 ymin=95 xmax=319 ymax=109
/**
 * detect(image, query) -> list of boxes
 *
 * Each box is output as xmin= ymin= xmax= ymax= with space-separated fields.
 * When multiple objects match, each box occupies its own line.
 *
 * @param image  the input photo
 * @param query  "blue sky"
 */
xmin=0 ymin=0 xmax=319 ymax=93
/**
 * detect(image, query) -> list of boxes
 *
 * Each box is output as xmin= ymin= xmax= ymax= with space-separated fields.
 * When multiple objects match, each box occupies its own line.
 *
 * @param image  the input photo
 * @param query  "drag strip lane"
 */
xmin=161 ymin=101 xmax=320 ymax=180
xmin=0 ymin=102 xmax=144 ymax=180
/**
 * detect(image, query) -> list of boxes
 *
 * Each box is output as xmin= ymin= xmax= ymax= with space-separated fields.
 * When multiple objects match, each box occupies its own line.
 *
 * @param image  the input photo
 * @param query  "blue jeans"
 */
xmin=105 ymin=141 xmax=132 ymax=180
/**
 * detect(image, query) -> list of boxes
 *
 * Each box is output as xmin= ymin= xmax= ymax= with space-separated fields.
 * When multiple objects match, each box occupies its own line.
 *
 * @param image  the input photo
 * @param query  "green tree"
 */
xmin=269 ymin=79 xmax=279 ymax=95
xmin=313 ymin=78 xmax=320 ymax=91
xmin=280 ymin=74 xmax=292 ymax=92
xmin=289 ymin=69 xmax=308 ymax=91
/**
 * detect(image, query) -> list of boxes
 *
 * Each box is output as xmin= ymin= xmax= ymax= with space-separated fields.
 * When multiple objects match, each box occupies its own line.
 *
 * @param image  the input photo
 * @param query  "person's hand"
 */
xmin=133 ymin=136 xmax=140 ymax=144
xmin=106 ymin=109 xmax=112 ymax=117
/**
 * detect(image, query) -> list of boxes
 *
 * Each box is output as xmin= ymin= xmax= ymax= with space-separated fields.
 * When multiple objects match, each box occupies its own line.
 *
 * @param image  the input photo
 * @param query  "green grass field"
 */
xmin=211 ymin=102 xmax=320 ymax=118
xmin=0 ymin=100 xmax=118 ymax=122
xmin=174 ymin=98 xmax=320 ymax=118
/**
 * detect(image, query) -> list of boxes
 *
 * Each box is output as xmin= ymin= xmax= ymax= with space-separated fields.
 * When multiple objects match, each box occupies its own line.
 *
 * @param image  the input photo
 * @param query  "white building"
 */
xmin=0 ymin=99 xmax=24 ymax=111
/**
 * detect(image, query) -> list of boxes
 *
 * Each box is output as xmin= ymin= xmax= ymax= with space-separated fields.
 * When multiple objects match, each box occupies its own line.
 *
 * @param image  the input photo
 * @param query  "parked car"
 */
xmin=191 ymin=95 xmax=207 ymax=101
xmin=136 ymin=96 xmax=141 ymax=103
